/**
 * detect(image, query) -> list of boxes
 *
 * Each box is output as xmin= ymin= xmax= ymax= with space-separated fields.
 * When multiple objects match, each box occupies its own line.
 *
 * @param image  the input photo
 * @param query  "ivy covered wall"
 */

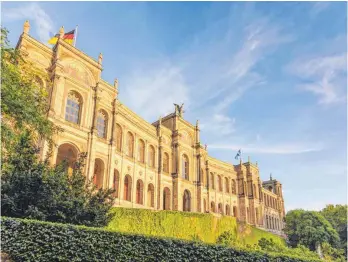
xmin=106 ymin=208 xmax=285 ymax=246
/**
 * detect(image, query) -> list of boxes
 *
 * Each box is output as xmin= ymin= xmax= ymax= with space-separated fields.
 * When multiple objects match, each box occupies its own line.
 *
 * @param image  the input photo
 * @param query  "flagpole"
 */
xmin=74 ymin=25 xmax=78 ymax=47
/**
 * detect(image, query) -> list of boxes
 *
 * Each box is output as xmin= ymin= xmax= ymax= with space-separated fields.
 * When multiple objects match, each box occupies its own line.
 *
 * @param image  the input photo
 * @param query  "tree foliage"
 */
xmin=1 ymin=27 xmax=57 ymax=162
xmin=284 ymin=209 xmax=339 ymax=251
xmin=1 ymin=132 xmax=116 ymax=227
xmin=321 ymin=204 xmax=347 ymax=250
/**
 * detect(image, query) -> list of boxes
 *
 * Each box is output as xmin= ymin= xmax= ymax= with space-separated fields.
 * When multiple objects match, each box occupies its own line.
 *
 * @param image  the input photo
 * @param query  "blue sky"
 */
xmin=2 ymin=1 xmax=347 ymax=211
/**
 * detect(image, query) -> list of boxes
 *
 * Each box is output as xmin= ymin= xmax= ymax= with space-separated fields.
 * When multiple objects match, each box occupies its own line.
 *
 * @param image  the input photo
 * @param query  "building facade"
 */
xmin=16 ymin=21 xmax=286 ymax=234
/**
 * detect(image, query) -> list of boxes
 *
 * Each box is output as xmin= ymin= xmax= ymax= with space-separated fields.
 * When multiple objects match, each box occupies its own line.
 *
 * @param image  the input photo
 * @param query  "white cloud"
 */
xmin=287 ymin=53 xmax=347 ymax=105
xmin=310 ymin=2 xmax=330 ymax=17
xmin=3 ymin=3 xmax=54 ymax=43
xmin=208 ymin=143 xmax=322 ymax=154
xmin=119 ymin=62 xmax=189 ymax=122
xmin=200 ymin=114 xmax=236 ymax=136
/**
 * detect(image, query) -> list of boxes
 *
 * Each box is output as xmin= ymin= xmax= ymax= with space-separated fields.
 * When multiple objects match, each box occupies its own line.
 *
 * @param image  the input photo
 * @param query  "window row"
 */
xmin=65 ymin=91 xmax=109 ymax=139
xmin=264 ymin=194 xmax=278 ymax=209
xmin=208 ymin=173 xmax=237 ymax=195
xmin=265 ymin=215 xmax=282 ymax=231
xmin=204 ymin=200 xmax=238 ymax=217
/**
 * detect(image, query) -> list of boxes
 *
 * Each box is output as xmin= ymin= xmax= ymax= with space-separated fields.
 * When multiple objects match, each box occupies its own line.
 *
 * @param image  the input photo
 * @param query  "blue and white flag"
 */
xmin=235 ymin=149 xmax=241 ymax=160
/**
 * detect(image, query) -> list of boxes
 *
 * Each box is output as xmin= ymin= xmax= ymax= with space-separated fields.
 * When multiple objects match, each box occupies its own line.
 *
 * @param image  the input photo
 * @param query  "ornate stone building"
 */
xmin=16 ymin=21 xmax=285 ymax=234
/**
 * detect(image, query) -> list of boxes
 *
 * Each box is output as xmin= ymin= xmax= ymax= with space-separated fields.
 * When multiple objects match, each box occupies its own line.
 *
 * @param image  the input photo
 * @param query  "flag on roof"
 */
xmin=48 ymin=29 xmax=75 ymax=45
xmin=235 ymin=149 xmax=241 ymax=160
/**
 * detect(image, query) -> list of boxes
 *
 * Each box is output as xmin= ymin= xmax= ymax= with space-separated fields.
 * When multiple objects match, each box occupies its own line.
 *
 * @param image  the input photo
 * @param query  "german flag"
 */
xmin=48 ymin=29 xmax=75 ymax=45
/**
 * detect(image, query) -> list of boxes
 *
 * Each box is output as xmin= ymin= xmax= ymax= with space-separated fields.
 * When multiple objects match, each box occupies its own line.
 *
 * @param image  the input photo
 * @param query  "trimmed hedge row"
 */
xmin=107 ymin=207 xmax=285 ymax=246
xmin=1 ymin=217 xmax=320 ymax=262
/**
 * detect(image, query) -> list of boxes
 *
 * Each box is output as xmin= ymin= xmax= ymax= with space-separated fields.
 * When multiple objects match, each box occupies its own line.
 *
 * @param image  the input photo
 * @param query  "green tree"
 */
xmin=1 ymin=131 xmax=116 ymax=227
xmin=284 ymin=209 xmax=340 ymax=251
xmin=1 ymin=27 xmax=57 ymax=164
xmin=321 ymin=205 xmax=347 ymax=251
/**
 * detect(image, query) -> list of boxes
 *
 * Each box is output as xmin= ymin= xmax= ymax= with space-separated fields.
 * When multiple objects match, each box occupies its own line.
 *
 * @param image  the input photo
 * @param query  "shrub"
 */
xmin=2 ymin=217 xmax=321 ymax=262
xmin=217 ymin=231 xmax=237 ymax=246
xmin=1 ymin=133 xmax=115 ymax=227
xmin=258 ymin=238 xmax=320 ymax=261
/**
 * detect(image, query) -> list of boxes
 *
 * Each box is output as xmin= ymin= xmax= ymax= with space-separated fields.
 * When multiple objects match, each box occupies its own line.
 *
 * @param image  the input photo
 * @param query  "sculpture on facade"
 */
xmin=174 ymin=103 xmax=184 ymax=117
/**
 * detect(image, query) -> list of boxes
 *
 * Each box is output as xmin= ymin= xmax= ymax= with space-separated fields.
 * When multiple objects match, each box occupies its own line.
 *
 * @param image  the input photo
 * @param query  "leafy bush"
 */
xmin=2 ymin=217 xmax=321 ymax=262
xmin=321 ymin=242 xmax=346 ymax=262
xmin=258 ymin=238 xmax=320 ymax=261
xmin=217 ymin=231 xmax=238 ymax=246
xmin=1 ymin=132 xmax=115 ymax=227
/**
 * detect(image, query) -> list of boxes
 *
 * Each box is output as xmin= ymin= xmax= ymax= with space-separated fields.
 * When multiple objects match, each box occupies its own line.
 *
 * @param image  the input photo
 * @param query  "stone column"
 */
xmin=106 ymin=98 xmax=117 ymax=189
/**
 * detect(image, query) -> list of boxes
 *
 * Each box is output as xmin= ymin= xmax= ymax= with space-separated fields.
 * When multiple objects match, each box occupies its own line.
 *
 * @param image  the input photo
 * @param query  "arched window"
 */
xmin=96 ymin=110 xmax=107 ymax=138
xmin=113 ymin=169 xmax=120 ymax=198
xmin=211 ymin=201 xmax=215 ymax=212
xmin=231 ymin=179 xmax=236 ymax=194
xmin=137 ymin=139 xmax=145 ymax=163
xmin=147 ymin=184 xmax=155 ymax=208
xmin=136 ymin=180 xmax=144 ymax=205
xmin=93 ymin=158 xmax=104 ymax=189
xmin=225 ymin=177 xmax=229 ymax=193
xmin=244 ymin=181 xmax=247 ymax=196
xmin=126 ymin=132 xmax=134 ymax=157
xmin=56 ymin=143 xmax=78 ymax=176
xmin=253 ymin=184 xmax=257 ymax=198
xmin=218 ymin=203 xmax=223 ymax=214
xmin=65 ymin=91 xmax=82 ymax=124
xmin=148 ymin=145 xmax=155 ymax=167
xmin=182 ymin=154 xmax=189 ymax=180
xmin=115 ymin=124 xmax=122 ymax=152
xmin=233 ymin=206 xmax=238 ymax=217
xmin=201 ymin=168 xmax=204 ymax=184
xmin=163 ymin=187 xmax=171 ymax=210
xmin=163 ymin=152 xmax=169 ymax=173
xmin=266 ymin=215 xmax=269 ymax=228
xmin=210 ymin=173 xmax=215 ymax=189
xmin=225 ymin=205 xmax=230 ymax=216
xmin=248 ymin=182 xmax=253 ymax=197
xmin=183 ymin=190 xmax=191 ymax=212
xmin=218 ymin=176 xmax=222 ymax=192
xmin=124 ymin=175 xmax=132 ymax=201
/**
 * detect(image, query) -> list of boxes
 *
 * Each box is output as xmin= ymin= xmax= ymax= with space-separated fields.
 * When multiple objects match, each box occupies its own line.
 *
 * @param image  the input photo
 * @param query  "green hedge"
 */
xmin=1 ymin=217 xmax=320 ymax=262
xmin=106 ymin=207 xmax=284 ymax=246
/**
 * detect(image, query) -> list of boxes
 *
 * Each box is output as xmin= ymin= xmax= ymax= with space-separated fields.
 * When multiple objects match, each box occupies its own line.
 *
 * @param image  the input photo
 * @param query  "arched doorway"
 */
xmin=56 ymin=143 xmax=79 ymax=175
xmin=225 ymin=204 xmax=230 ymax=216
xmin=124 ymin=175 xmax=132 ymax=201
xmin=163 ymin=187 xmax=171 ymax=210
xmin=218 ymin=203 xmax=223 ymax=214
xmin=147 ymin=184 xmax=155 ymax=208
xmin=93 ymin=158 xmax=104 ymax=189
xmin=136 ymin=179 xmax=144 ymax=205
xmin=233 ymin=206 xmax=238 ymax=218
xmin=210 ymin=201 xmax=215 ymax=212
xmin=183 ymin=190 xmax=191 ymax=212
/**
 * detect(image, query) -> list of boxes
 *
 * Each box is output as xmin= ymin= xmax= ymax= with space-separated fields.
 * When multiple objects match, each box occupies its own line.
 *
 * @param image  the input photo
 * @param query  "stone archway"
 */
xmin=183 ymin=189 xmax=191 ymax=212
xmin=56 ymin=143 xmax=79 ymax=175
xmin=163 ymin=187 xmax=171 ymax=210
xmin=93 ymin=158 xmax=104 ymax=189
xmin=147 ymin=184 xmax=155 ymax=207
